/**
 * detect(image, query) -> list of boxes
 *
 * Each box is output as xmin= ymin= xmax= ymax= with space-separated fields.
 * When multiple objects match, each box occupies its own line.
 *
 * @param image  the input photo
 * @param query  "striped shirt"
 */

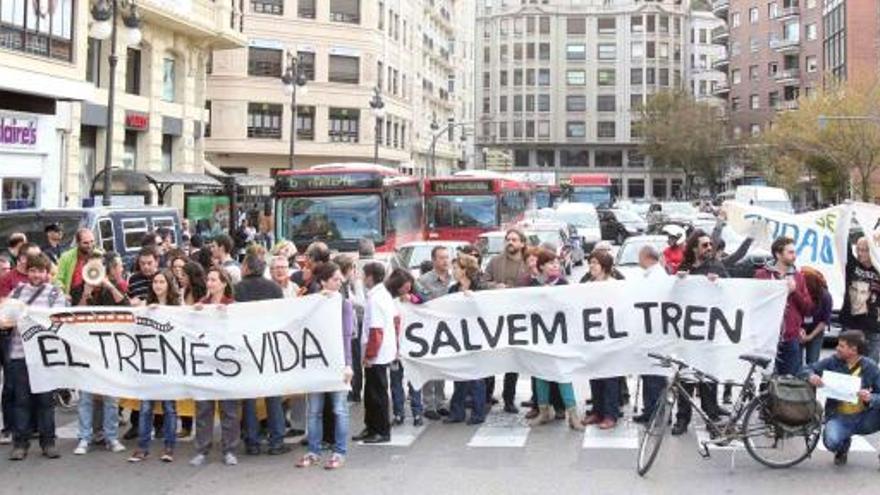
xmin=9 ymin=282 xmax=67 ymax=359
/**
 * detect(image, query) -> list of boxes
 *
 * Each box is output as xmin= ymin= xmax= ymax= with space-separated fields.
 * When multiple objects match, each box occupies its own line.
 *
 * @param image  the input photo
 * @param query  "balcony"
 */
xmin=775 ymin=5 xmax=801 ymax=21
xmin=139 ymin=0 xmax=246 ymax=49
xmin=770 ymin=37 xmax=801 ymax=53
xmin=712 ymin=0 xmax=730 ymax=18
xmin=774 ymin=68 xmax=801 ymax=83
xmin=711 ymin=26 xmax=729 ymax=44
xmin=712 ymin=56 xmax=729 ymax=71
xmin=713 ymin=81 xmax=730 ymax=96
xmin=775 ymin=99 xmax=799 ymax=111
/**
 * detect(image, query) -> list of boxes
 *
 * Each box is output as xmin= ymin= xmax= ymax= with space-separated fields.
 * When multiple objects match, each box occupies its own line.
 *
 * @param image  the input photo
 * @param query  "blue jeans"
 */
xmin=8 ymin=359 xmax=55 ymax=448
xmin=803 ymin=334 xmax=823 ymax=365
xmin=775 ymin=340 xmax=801 ymax=375
xmin=641 ymin=375 xmax=668 ymax=418
xmin=449 ymin=380 xmax=486 ymax=422
xmin=535 ymin=379 xmax=577 ymax=409
xmin=823 ymin=409 xmax=880 ymax=453
xmin=243 ymin=396 xmax=285 ymax=449
xmin=390 ymin=360 xmax=423 ymax=418
xmin=138 ymin=400 xmax=176 ymax=452
xmin=590 ymin=378 xmax=621 ymax=419
xmin=307 ymin=391 xmax=349 ymax=455
xmin=77 ymin=393 xmax=119 ymax=442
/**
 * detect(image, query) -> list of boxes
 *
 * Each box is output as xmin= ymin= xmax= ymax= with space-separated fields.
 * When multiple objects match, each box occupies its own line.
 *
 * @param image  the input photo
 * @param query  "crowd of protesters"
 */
xmin=0 ymin=212 xmax=878 ymax=470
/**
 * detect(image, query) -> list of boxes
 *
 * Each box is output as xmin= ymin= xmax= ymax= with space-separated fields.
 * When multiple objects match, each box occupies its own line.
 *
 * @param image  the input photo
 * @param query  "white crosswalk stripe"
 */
xmin=582 ymin=422 xmax=640 ymax=449
xmin=358 ymin=423 xmax=427 ymax=447
xmin=467 ymin=412 xmax=530 ymax=448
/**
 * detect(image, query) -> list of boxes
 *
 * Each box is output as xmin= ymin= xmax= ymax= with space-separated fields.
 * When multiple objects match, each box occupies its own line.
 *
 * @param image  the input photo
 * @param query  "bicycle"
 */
xmin=636 ymin=352 xmax=821 ymax=476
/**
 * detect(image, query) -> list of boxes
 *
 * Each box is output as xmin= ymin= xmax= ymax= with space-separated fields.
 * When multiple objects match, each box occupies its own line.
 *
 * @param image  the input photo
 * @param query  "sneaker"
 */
xmin=189 ymin=453 xmax=207 ymax=467
xmin=296 ymin=452 xmax=321 ymax=468
xmin=127 ymin=450 xmax=148 ymax=463
xmin=671 ymin=421 xmax=688 ymax=436
xmin=160 ymin=449 xmax=174 ymax=463
xmin=413 ymin=415 xmax=424 ymax=427
xmin=9 ymin=447 xmax=27 ymax=460
xmin=393 ymin=414 xmax=405 ymax=426
xmin=74 ymin=439 xmax=89 ymax=455
xmin=834 ymin=450 xmax=848 ymax=466
xmin=324 ymin=453 xmax=345 ymax=470
xmin=42 ymin=445 xmax=61 ymax=459
xmin=107 ymin=440 xmax=126 ymax=453
xmin=0 ymin=431 xmax=12 ymax=445
xmin=223 ymin=452 xmax=238 ymax=466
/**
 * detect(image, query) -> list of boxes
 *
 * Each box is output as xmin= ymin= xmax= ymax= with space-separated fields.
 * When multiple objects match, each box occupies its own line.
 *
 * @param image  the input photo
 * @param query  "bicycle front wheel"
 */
xmin=741 ymin=395 xmax=820 ymax=469
xmin=636 ymin=384 xmax=674 ymax=476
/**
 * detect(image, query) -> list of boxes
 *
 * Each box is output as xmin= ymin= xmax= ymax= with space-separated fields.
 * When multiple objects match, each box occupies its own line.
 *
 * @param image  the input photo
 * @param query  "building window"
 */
xmin=597 ymin=95 xmax=615 ymax=112
xmin=125 ymin=48 xmax=141 ymax=95
xmin=538 ymin=121 xmax=550 ymax=138
xmin=525 ymin=94 xmax=535 ymax=112
xmin=631 ymin=16 xmax=643 ymax=33
xmin=251 ymin=0 xmax=283 ymax=14
xmin=525 ymin=121 xmax=535 ymax=138
xmin=750 ymin=94 xmax=760 ymax=109
xmin=562 ymin=150 xmax=588 ymax=168
xmin=567 ymin=17 xmax=586 ymax=35
xmin=628 ymin=179 xmax=645 ymax=198
xmin=526 ymin=69 xmax=535 ymax=86
xmin=540 ymin=16 xmax=550 ymax=34
xmin=296 ymin=105 xmax=315 ymax=140
xmin=768 ymin=91 xmax=780 ymax=109
xmin=513 ymin=121 xmax=523 ymax=138
xmin=247 ymin=103 xmax=283 ymax=139
xmin=500 ymin=70 xmax=508 ymax=87
xmin=631 ymin=68 xmax=643 ymax=84
xmin=659 ymin=68 xmax=669 ymax=86
xmin=205 ymin=100 xmax=212 ymax=137
xmin=806 ymin=55 xmax=818 ymax=73
xmin=513 ymin=95 xmax=523 ymax=112
xmin=596 ymin=150 xmax=622 ymax=167
xmin=597 ymin=122 xmax=615 ymax=139
xmin=566 ymin=121 xmax=586 ymax=138
xmin=652 ymin=179 xmax=667 ymax=199
xmin=646 ymin=68 xmax=655 ymax=84
xmin=123 ymin=130 xmax=138 ymax=170
xmin=483 ymin=72 xmax=491 ymax=88
xmin=538 ymin=94 xmax=550 ymax=112
xmin=597 ymin=69 xmax=615 ymax=86
xmin=299 ymin=0 xmax=316 ymax=18
xmin=749 ymin=64 xmax=759 ymax=81
xmin=329 ymin=108 xmax=360 ymax=142
xmin=628 ymin=151 xmax=645 ymax=168
xmin=631 ymin=41 xmax=644 ymax=59
xmin=538 ymin=69 xmax=551 ymax=86
xmin=499 ymin=95 xmax=508 ymax=112
xmin=732 ymin=69 xmax=742 ymax=84
xmin=566 ymin=95 xmax=586 ymax=112
xmin=631 ymin=93 xmax=643 ymax=109
xmin=597 ymin=18 xmax=616 ymax=35
xmin=566 ymin=43 xmax=586 ymax=60
xmin=161 ymin=135 xmax=174 ymax=172
xmin=328 ymin=55 xmax=360 ymax=84
xmin=86 ymin=38 xmax=102 ymax=85
xmin=598 ymin=43 xmax=616 ymax=60
xmin=297 ymin=51 xmax=316 ymax=80
xmin=0 ymin=0 xmax=75 ymax=61
xmin=538 ymin=43 xmax=550 ymax=60
xmin=566 ymin=70 xmax=586 ymax=86
xmin=514 ymin=69 xmax=523 ymax=86
xmin=731 ymin=97 xmax=741 ymax=111
xmin=750 ymin=124 xmax=761 ymax=136
xmin=329 ymin=0 xmax=360 ymax=23
xmin=483 ymin=97 xmax=491 ymax=113
xmin=749 ymin=7 xmax=758 ymax=23
xmin=248 ymin=47 xmax=283 ymax=77
xmin=806 ymin=23 xmax=817 ymax=41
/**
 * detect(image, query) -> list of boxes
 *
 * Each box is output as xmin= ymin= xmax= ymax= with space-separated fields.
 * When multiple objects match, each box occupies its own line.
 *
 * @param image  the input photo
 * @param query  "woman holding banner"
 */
xmin=296 ymin=261 xmax=353 ymax=470
xmin=528 ymin=249 xmax=585 ymax=432
xmin=581 ymin=251 xmax=622 ymax=430
xmin=190 ymin=268 xmax=240 ymax=467
xmin=128 ymin=270 xmax=181 ymax=463
xmin=175 ymin=261 xmax=207 ymax=438
xmin=444 ymin=254 xmax=488 ymax=425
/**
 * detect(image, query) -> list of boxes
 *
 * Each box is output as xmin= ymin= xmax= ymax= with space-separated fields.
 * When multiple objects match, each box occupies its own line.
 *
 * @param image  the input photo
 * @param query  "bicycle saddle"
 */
xmin=739 ymin=354 xmax=771 ymax=368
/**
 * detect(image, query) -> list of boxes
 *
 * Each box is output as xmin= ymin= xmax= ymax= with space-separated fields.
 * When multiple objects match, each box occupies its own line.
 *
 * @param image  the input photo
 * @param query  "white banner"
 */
xmin=399 ymin=278 xmax=789 ymax=387
xmin=18 ymin=295 xmax=347 ymax=400
xmin=851 ymin=201 xmax=880 ymax=270
xmin=723 ymin=201 xmax=853 ymax=308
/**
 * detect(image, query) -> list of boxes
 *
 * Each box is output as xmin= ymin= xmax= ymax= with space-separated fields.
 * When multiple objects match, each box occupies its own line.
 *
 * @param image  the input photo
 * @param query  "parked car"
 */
xmin=0 ymin=207 xmax=182 ymax=269
xmin=389 ymin=240 xmax=470 ymax=279
xmin=598 ymin=208 xmax=648 ymax=245
xmin=552 ymin=202 xmax=602 ymax=252
xmin=614 ymin=235 xmax=668 ymax=280
xmin=520 ymin=220 xmax=576 ymax=275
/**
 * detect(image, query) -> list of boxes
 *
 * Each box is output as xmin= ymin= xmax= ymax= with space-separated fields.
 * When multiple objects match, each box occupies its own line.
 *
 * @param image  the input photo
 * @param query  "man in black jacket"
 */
xmin=235 ymin=250 xmax=290 ymax=456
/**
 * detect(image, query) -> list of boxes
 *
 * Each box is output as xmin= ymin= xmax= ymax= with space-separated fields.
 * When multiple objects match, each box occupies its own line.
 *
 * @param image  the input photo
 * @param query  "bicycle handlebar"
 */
xmin=646 ymin=353 xmax=719 ymax=383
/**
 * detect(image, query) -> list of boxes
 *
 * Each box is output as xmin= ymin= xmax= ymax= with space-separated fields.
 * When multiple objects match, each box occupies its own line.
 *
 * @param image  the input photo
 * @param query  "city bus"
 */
xmin=567 ymin=173 xmax=613 ymax=206
xmin=274 ymin=164 xmax=422 ymax=253
xmin=533 ymin=185 xmax=562 ymax=209
xmin=424 ymin=172 xmax=531 ymax=244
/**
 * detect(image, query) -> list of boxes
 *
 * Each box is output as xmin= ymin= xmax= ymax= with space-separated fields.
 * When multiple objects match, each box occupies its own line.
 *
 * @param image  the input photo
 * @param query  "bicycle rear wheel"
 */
xmin=741 ymin=395 xmax=820 ymax=468
xmin=636 ymin=384 xmax=674 ymax=476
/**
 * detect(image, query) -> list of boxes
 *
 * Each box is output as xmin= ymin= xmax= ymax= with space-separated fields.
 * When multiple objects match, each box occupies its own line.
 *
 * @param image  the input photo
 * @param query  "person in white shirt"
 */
xmin=270 ymin=255 xmax=299 ymax=298
xmin=633 ymin=245 xmax=669 ymax=424
xmin=352 ymin=262 xmax=396 ymax=444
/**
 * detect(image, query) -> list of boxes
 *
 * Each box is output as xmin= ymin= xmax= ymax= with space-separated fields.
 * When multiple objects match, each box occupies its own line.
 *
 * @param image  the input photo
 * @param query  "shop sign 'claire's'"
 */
xmin=0 ymin=112 xmax=38 ymax=149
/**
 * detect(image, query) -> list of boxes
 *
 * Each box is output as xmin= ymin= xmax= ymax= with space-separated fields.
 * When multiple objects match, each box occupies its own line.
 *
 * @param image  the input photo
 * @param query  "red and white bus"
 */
xmin=274 ymin=164 xmax=422 ymax=253
xmin=567 ymin=173 xmax=613 ymax=206
xmin=423 ymin=171 xmax=531 ymax=244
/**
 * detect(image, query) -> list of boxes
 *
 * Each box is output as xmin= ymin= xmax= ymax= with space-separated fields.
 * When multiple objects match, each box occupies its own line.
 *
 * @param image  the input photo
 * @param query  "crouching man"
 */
xmin=802 ymin=330 xmax=880 ymax=466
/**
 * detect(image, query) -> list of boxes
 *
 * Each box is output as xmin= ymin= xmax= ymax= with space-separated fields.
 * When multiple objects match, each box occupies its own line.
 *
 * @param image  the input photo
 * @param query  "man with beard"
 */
xmin=481 ymin=228 xmax=529 ymax=414
xmin=670 ymin=230 xmax=727 ymax=436
xmin=55 ymin=228 xmax=97 ymax=304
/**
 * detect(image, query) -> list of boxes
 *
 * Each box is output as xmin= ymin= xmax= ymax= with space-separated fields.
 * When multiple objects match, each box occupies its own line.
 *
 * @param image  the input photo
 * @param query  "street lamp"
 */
xmin=369 ymin=87 xmax=385 ymax=164
xmin=282 ymin=51 xmax=308 ymax=169
xmin=429 ymin=117 xmax=441 ymax=177
xmin=90 ymin=0 xmax=142 ymax=206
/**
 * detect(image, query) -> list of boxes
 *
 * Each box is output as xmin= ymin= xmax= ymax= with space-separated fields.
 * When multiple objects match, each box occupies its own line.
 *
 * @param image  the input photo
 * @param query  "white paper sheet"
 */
xmin=822 ymin=371 xmax=861 ymax=404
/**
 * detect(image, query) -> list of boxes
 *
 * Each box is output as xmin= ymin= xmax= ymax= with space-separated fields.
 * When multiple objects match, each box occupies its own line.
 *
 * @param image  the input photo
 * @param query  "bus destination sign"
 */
xmin=430 ymin=180 xmax=492 ymax=193
xmin=276 ymin=172 xmax=383 ymax=192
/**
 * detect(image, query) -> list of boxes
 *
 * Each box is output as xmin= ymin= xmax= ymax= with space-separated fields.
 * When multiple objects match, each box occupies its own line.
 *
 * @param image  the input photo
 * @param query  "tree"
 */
xmin=636 ymin=90 xmax=727 ymax=198
xmin=754 ymin=77 xmax=880 ymax=202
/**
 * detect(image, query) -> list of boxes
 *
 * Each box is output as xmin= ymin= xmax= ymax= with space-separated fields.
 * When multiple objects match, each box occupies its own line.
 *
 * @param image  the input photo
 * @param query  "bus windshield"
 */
xmin=427 ymin=195 xmax=497 ymax=229
xmin=277 ymin=195 xmax=382 ymax=245
xmin=570 ymin=186 xmax=611 ymax=206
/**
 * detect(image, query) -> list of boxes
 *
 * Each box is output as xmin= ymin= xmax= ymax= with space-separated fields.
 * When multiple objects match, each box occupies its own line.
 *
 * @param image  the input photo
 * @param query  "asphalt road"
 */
xmin=2 ymin=263 xmax=879 ymax=494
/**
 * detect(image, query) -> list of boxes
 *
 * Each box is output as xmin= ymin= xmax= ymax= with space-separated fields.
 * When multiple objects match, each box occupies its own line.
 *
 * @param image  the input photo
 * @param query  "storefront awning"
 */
xmin=91 ymin=169 xmax=224 ymax=205
xmin=142 ymin=171 xmax=223 ymax=188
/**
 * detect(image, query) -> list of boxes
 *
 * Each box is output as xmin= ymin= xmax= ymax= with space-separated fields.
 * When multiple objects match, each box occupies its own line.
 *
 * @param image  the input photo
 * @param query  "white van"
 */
xmin=734 ymin=186 xmax=794 ymax=214
xmin=553 ymin=202 xmax=602 ymax=252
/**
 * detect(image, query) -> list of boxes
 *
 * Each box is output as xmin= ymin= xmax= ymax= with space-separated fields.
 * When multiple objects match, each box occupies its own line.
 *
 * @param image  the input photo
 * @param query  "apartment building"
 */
xmin=475 ymin=0 xmax=690 ymax=200
xmin=822 ymin=0 xmax=879 ymax=82
xmin=711 ymin=0 xmax=823 ymax=139
xmin=688 ymin=8 xmax=727 ymax=106
xmin=206 ymin=0 xmax=474 ymax=178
